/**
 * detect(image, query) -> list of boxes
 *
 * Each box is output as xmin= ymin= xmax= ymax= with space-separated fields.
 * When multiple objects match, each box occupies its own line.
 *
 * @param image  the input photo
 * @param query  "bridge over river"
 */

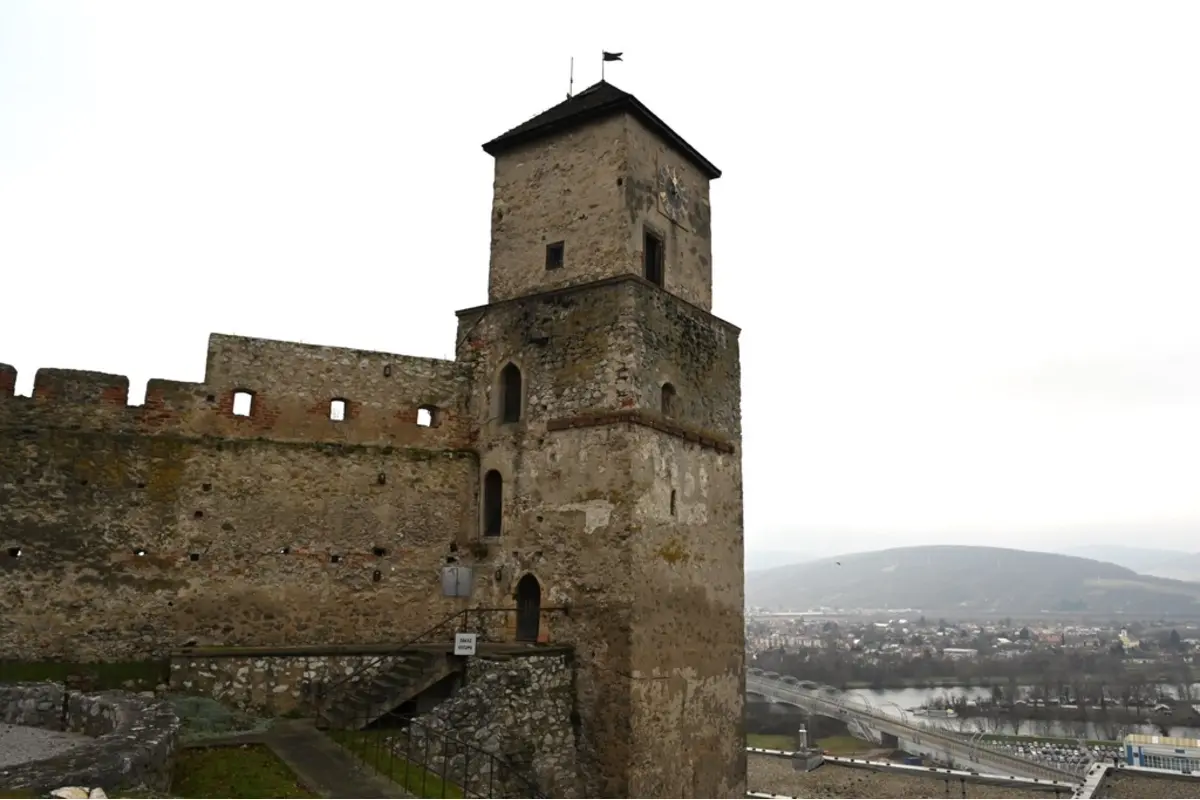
xmin=748 ymin=673 xmax=1085 ymax=786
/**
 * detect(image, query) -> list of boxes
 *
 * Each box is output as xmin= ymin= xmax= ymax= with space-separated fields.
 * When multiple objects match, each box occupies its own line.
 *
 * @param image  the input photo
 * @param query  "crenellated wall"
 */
xmin=0 ymin=334 xmax=481 ymax=661
xmin=3 ymin=334 xmax=472 ymax=447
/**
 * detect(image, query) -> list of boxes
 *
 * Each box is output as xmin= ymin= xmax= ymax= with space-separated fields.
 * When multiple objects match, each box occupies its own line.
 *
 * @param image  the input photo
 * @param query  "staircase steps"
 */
xmin=322 ymin=649 xmax=459 ymax=731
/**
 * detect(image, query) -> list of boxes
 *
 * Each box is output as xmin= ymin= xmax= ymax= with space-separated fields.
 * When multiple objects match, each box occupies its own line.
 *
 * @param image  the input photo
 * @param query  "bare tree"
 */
xmin=1116 ymin=677 xmax=1136 ymax=713
xmin=1009 ymin=703 xmax=1027 ymax=736
xmin=1176 ymin=660 xmax=1195 ymax=702
xmin=986 ymin=702 xmax=1004 ymax=735
xmin=1129 ymin=678 xmax=1148 ymax=716
xmin=1093 ymin=715 xmax=1119 ymax=743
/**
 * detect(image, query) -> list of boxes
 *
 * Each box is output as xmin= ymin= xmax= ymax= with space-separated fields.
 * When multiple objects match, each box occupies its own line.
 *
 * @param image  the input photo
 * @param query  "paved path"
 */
xmin=0 ymin=722 xmax=91 ymax=768
xmin=187 ymin=720 xmax=410 ymax=799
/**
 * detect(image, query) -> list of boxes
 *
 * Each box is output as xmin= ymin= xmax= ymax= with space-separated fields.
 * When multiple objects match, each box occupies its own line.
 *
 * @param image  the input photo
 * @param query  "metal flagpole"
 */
xmin=569 ymin=57 xmax=574 ymax=99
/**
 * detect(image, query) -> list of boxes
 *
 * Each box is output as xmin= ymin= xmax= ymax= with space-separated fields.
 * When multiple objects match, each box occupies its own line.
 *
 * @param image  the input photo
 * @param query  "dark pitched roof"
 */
xmin=481 ymin=81 xmax=721 ymax=180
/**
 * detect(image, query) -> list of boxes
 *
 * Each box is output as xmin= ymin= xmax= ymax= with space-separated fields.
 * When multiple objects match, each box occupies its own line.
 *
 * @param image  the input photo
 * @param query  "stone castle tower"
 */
xmin=464 ymin=81 xmax=746 ymax=797
xmin=0 ymin=81 xmax=744 ymax=798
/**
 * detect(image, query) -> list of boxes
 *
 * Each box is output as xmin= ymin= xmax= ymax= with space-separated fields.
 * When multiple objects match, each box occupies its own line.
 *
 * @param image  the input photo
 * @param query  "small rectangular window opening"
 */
xmin=545 ymin=241 xmax=565 ymax=270
xmin=232 ymin=391 xmax=254 ymax=417
xmin=330 ymin=399 xmax=346 ymax=421
xmin=643 ymin=228 xmax=664 ymax=287
xmin=670 ymin=489 xmax=677 ymax=517
xmin=417 ymin=406 xmax=436 ymax=427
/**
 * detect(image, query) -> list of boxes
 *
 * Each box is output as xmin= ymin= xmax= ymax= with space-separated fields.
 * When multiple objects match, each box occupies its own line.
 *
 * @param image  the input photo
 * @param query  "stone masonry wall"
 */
xmin=0 ymin=681 xmax=64 ymax=727
xmin=0 ymin=334 xmax=481 ymax=662
xmin=0 ymin=683 xmax=179 ymax=795
xmin=487 ymin=116 xmax=629 ymax=306
xmin=455 ymin=275 xmax=742 ymax=797
xmin=624 ymin=114 xmax=715 ymax=312
xmin=404 ymin=653 xmax=578 ymax=799
xmin=627 ymin=429 xmax=745 ymax=798
xmin=623 ymin=282 xmax=744 ymax=797
xmin=457 ymin=280 xmax=644 ymax=795
xmin=168 ymin=648 xmax=394 ymax=717
xmin=487 ymin=111 xmax=715 ymax=311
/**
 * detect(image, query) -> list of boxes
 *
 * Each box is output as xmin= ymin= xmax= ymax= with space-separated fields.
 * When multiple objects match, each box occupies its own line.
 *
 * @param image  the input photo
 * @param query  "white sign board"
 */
xmin=454 ymin=632 xmax=478 ymax=656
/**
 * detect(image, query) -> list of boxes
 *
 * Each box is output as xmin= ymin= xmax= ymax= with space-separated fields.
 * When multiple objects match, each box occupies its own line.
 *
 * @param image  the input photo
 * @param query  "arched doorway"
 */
xmin=515 ymin=574 xmax=541 ymax=643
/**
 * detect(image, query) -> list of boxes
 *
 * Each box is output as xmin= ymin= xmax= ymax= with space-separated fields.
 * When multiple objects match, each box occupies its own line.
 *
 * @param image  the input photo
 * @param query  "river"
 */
xmin=845 ymin=686 xmax=1200 ymax=741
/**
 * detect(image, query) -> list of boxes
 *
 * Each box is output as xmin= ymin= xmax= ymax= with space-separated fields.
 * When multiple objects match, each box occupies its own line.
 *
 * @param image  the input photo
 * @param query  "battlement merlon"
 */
xmin=0 ymin=363 xmax=15 ymax=397
xmin=34 ymin=368 xmax=131 ymax=405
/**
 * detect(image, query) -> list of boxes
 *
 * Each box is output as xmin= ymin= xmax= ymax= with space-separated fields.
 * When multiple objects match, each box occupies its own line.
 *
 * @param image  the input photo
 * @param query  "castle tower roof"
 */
xmin=481 ymin=80 xmax=721 ymax=180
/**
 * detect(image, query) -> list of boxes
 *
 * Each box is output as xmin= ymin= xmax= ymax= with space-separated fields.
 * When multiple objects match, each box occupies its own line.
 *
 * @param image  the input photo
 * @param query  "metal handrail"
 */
xmin=316 ymin=605 xmax=571 ymax=724
xmin=315 ymin=607 xmax=474 ymax=723
xmin=749 ymin=676 xmax=1081 ymax=783
xmin=336 ymin=711 xmax=546 ymax=798
xmin=317 ymin=605 xmax=572 ymax=797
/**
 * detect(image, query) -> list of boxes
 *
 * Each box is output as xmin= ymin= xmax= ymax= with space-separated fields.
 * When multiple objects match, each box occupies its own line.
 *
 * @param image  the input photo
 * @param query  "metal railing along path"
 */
xmin=314 ymin=605 xmax=569 ymax=727
xmin=329 ymin=707 xmax=544 ymax=799
xmin=747 ymin=747 xmax=1080 ymax=795
xmin=315 ymin=605 xmax=570 ymax=797
xmin=748 ymin=675 xmax=1084 ymax=784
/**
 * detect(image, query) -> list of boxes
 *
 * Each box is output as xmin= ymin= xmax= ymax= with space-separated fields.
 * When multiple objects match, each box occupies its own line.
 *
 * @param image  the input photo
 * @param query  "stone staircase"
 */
xmin=317 ymin=649 xmax=459 ymax=731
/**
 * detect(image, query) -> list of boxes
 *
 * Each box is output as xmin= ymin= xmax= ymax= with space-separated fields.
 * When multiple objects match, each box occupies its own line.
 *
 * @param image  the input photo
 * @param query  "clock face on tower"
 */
xmin=657 ymin=165 xmax=690 ymax=229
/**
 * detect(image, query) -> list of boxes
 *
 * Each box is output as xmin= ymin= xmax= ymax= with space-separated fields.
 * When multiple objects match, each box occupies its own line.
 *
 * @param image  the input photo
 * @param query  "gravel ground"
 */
xmin=0 ymin=723 xmax=92 ymax=768
xmin=748 ymin=754 xmax=1056 ymax=799
xmin=1097 ymin=772 xmax=1200 ymax=798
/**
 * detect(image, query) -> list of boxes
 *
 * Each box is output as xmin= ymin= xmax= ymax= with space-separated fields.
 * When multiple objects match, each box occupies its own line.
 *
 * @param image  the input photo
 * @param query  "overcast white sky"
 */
xmin=3 ymin=2 xmax=1199 ymax=559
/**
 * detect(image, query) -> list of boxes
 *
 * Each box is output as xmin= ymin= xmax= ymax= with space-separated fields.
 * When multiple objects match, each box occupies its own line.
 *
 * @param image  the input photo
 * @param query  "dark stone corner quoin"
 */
xmin=0 ymin=682 xmax=180 ymax=795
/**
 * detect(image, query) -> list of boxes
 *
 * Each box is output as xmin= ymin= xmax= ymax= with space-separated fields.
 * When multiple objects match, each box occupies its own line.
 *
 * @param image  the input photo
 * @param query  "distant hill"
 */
xmin=1142 ymin=554 xmax=1200 ymax=583
xmin=1061 ymin=545 xmax=1200 ymax=583
xmin=746 ymin=544 xmax=1200 ymax=616
xmin=744 ymin=549 xmax=815 ymax=572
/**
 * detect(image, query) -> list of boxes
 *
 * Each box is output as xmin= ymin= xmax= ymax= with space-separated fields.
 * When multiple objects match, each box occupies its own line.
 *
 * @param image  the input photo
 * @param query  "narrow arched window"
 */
xmin=500 ymin=363 xmax=523 ymax=424
xmin=661 ymin=382 xmax=677 ymax=417
xmin=483 ymin=470 xmax=503 ymax=537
